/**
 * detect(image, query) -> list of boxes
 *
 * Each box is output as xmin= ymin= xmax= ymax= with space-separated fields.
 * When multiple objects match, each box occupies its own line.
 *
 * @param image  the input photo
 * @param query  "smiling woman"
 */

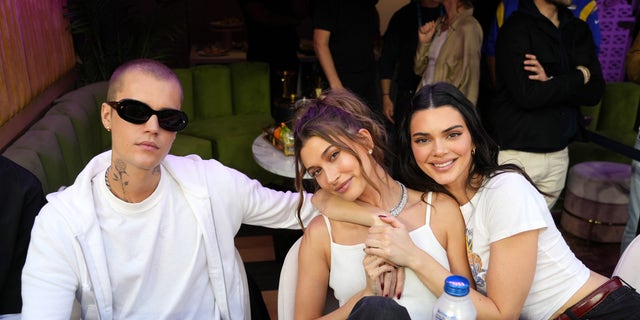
xmin=391 ymin=82 xmax=640 ymax=319
xmin=290 ymin=89 xmax=472 ymax=319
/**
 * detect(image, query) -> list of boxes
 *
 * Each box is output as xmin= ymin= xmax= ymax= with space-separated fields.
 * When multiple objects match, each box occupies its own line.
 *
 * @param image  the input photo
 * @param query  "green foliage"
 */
xmin=64 ymin=0 xmax=186 ymax=85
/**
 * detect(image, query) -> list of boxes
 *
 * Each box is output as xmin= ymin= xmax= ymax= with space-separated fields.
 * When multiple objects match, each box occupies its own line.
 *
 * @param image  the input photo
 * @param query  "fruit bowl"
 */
xmin=262 ymin=125 xmax=284 ymax=151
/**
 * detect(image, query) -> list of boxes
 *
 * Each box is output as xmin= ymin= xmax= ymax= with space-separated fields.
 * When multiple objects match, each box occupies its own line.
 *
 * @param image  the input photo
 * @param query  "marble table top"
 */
xmin=252 ymin=135 xmax=310 ymax=179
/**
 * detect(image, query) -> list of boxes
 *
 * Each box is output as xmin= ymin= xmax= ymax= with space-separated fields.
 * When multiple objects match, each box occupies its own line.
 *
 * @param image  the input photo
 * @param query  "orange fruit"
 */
xmin=274 ymin=126 xmax=282 ymax=140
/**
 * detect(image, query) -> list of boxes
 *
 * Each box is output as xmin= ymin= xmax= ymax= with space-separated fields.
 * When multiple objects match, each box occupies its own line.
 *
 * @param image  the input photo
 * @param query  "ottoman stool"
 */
xmin=561 ymin=161 xmax=632 ymax=243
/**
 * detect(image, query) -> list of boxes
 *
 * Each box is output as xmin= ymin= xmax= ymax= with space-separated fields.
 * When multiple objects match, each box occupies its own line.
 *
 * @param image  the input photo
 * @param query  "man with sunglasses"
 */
xmin=21 ymin=59 xmax=319 ymax=319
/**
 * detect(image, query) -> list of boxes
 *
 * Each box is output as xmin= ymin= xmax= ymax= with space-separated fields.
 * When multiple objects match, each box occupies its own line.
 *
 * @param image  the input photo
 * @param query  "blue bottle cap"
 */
xmin=443 ymin=275 xmax=470 ymax=297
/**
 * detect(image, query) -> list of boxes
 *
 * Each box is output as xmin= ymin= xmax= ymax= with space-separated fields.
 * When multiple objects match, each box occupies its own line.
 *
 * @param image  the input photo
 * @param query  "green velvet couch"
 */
xmin=568 ymin=81 xmax=640 ymax=167
xmin=1 ymin=62 xmax=281 ymax=194
xmin=173 ymin=62 xmax=279 ymax=185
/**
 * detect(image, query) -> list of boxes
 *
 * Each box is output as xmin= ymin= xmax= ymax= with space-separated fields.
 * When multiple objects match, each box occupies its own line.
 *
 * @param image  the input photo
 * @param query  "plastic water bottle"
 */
xmin=432 ymin=275 xmax=477 ymax=320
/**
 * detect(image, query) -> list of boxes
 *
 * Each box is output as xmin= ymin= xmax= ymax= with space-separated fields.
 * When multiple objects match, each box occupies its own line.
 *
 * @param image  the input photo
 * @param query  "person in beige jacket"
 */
xmin=414 ymin=0 xmax=482 ymax=105
xmin=627 ymin=32 xmax=640 ymax=84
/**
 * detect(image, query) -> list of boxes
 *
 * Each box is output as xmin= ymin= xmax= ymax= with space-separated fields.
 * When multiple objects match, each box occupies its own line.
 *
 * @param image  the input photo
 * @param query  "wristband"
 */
xmin=576 ymin=66 xmax=590 ymax=84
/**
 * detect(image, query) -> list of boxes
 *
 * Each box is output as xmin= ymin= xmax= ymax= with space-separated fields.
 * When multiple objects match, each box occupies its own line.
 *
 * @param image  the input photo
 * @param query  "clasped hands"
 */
xmin=362 ymin=215 xmax=418 ymax=300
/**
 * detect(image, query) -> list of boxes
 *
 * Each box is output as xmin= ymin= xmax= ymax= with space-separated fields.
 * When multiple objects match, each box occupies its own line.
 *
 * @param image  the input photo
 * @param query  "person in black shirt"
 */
xmin=312 ymin=0 xmax=381 ymax=113
xmin=486 ymin=0 xmax=604 ymax=209
xmin=0 ymin=156 xmax=46 ymax=317
xmin=380 ymin=0 xmax=441 ymax=126
xmin=239 ymin=0 xmax=308 ymax=106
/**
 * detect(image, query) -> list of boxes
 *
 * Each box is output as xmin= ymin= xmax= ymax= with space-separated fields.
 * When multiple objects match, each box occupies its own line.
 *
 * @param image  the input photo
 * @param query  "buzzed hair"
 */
xmin=107 ymin=59 xmax=183 ymax=102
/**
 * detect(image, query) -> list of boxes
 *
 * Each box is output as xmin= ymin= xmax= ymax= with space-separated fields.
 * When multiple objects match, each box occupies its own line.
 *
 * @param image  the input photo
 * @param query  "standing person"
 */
xmin=292 ymin=90 xmax=471 ymax=319
xmin=0 ymin=156 xmax=46 ymax=319
xmin=414 ymin=0 xmax=483 ymax=105
xmin=621 ymin=28 xmax=640 ymax=253
xmin=379 ymin=0 xmax=442 ymax=125
xmin=312 ymin=0 xmax=381 ymax=113
xmin=485 ymin=0 xmax=605 ymax=209
xmin=316 ymin=83 xmax=640 ymax=319
xmin=626 ymin=22 xmax=640 ymax=84
xmin=483 ymin=0 xmax=601 ymax=87
xmin=239 ymin=0 xmax=309 ymax=102
xmin=20 ymin=59 xmax=319 ymax=319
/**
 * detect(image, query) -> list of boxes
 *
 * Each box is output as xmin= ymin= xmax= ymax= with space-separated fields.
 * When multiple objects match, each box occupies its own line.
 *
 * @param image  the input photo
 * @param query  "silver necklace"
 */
xmin=389 ymin=181 xmax=408 ymax=217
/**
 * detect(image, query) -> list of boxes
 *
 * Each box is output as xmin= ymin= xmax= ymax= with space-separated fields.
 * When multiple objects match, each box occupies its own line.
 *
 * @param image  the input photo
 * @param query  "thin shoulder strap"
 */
xmin=425 ymin=191 xmax=433 ymax=223
xmin=322 ymin=215 xmax=334 ymax=243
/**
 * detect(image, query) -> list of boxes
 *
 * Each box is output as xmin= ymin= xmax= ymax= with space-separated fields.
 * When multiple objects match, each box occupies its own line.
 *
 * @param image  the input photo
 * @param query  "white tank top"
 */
xmin=325 ymin=192 xmax=450 ymax=319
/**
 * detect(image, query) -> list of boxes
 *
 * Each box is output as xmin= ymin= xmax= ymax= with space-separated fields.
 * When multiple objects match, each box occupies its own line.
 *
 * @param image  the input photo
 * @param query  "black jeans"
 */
xmin=347 ymin=296 xmax=411 ymax=320
xmin=563 ymin=284 xmax=640 ymax=319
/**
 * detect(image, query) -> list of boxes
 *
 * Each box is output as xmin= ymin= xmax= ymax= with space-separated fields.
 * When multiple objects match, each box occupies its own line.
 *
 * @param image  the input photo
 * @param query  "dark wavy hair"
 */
xmin=397 ymin=82 xmax=541 ymax=204
xmin=292 ymin=89 xmax=392 ymax=228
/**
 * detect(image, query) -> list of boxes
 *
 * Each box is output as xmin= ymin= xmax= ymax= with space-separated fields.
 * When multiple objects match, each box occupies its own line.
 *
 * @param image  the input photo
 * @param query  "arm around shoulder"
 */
xmin=433 ymin=193 xmax=473 ymax=287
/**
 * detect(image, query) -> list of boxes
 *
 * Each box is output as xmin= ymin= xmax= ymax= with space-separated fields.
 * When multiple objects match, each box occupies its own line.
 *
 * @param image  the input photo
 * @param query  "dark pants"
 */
xmin=347 ymin=296 xmax=411 ymax=320
xmin=561 ymin=284 xmax=640 ymax=319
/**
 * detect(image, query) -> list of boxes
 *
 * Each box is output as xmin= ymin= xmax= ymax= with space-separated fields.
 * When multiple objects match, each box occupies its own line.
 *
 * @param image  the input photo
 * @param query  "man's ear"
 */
xmin=101 ymin=102 xmax=113 ymax=130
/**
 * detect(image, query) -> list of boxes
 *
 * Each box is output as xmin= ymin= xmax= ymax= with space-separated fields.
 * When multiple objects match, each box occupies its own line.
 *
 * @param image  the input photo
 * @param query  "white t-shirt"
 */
xmin=93 ymin=167 xmax=219 ymax=319
xmin=327 ymin=192 xmax=449 ymax=319
xmin=460 ymin=172 xmax=590 ymax=320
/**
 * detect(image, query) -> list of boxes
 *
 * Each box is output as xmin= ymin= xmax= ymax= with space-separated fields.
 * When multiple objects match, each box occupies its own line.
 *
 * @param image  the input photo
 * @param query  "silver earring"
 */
xmin=368 ymin=149 xmax=373 ymax=155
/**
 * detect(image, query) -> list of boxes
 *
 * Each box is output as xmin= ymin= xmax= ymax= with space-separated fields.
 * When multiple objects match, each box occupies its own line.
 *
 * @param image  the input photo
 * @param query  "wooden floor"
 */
xmin=236 ymin=213 xmax=623 ymax=320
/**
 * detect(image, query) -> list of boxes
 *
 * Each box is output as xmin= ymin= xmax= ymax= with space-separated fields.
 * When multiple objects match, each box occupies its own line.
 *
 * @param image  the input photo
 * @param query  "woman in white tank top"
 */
xmin=291 ymin=89 xmax=472 ymax=319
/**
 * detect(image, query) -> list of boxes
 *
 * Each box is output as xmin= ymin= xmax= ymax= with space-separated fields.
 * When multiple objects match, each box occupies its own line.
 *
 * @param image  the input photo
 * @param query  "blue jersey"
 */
xmin=484 ymin=0 xmax=601 ymax=56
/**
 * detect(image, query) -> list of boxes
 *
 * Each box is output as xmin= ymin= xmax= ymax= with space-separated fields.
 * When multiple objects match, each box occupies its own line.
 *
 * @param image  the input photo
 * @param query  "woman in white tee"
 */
xmin=317 ymin=82 xmax=640 ymax=319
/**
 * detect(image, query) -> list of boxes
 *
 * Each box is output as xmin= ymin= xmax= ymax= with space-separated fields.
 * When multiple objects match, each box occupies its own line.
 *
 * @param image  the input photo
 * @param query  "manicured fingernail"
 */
xmin=397 ymin=293 xmax=401 ymax=299
xmin=378 ymin=214 xmax=387 ymax=218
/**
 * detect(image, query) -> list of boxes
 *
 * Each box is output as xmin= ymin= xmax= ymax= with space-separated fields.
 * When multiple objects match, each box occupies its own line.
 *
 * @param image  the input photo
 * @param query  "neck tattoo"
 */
xmin=389 ymin=181 xmax=408 ymax=217
xmin=105 ymin=166 xmax=111 ymax=191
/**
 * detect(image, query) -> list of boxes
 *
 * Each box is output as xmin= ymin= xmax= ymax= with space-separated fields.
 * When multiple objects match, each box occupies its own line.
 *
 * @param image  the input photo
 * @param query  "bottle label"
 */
xmin=434 ymin=309 xmax=454 ymax=320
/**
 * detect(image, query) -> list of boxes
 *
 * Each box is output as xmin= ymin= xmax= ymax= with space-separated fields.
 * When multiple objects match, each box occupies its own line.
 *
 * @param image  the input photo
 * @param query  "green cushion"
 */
xmin=183 ymin=115 xmax=272 ymax=141
xmin=569 ymin=141 xmax=632 ymax=167
xmin=230 ymin=62 xmax=271 ymax=116
xmin=48 ymin=101 xmax=104 ymax=165
xmin=193 ymin=65 xmax=233 ymax=118
xmin=8 ymin=130 xmax=68 ymax=194
xmin=182 ymin=115 xmax=275 ymax=181
xmin=31 ymin=114 xmax=85 ymax=180
xmin=173 ymin=68 xmax=195 ymax=121
xmin=171 ymin=133 xmax=213 ymax=159
xmin=597 ymin=82 xmax=640 ymax=132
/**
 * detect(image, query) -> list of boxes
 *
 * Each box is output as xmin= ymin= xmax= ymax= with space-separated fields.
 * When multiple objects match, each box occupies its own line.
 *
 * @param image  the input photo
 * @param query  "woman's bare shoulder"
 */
xmin=430 ymin=192 xmax=464 ymax=222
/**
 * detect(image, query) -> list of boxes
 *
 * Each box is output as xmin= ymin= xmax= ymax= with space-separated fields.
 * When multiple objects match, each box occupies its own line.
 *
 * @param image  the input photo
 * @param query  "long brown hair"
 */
xmin=397 ymin=82 xmax=546 ymax=204
xmin=292 ymin=89 xmax=391 ymax=229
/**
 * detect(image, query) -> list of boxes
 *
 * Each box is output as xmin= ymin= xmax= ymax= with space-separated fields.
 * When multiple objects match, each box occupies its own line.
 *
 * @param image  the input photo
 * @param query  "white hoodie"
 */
xmin=21 ymin=151 xmax=316 ymax=319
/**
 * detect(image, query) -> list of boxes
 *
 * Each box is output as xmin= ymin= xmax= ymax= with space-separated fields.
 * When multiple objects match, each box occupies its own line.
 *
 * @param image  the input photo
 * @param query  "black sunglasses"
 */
xmin=107 ymin=99 xmax=188 ymax=132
